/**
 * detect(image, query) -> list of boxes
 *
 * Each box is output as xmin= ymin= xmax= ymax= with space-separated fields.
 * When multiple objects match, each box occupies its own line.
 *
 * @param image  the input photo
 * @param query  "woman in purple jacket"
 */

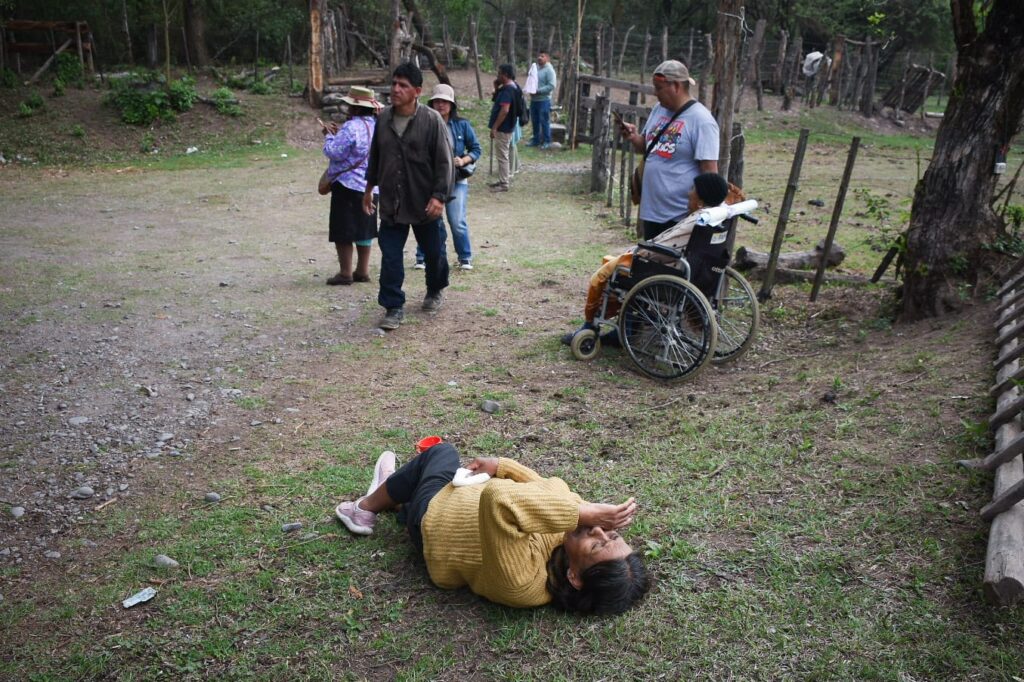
xmin=322 ymin=86 xmax=381 ymax=285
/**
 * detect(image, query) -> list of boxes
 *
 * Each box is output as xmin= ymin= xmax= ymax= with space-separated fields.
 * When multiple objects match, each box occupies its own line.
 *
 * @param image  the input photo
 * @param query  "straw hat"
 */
xmin=340 ymin=85 xmax=382 ymax=110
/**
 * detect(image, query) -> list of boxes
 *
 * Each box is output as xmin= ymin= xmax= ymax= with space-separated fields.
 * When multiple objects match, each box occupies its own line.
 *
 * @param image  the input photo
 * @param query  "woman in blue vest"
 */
xmin=415 ymin=84 xmax=483 ymax=271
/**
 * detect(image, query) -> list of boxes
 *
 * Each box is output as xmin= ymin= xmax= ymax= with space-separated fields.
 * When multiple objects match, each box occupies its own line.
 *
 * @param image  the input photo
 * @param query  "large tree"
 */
xmin=900 ymin=0 xmax=1024 ymax=320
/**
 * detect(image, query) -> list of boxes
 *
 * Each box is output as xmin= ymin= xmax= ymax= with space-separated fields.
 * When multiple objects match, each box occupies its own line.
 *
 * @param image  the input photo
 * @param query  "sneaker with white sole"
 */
xmin=413 ymin=261 xmax=426 ymax=270
xmin=458 ymin=260 xmax=473 ymax=270
xmin=335 ymin=498 xmax=376 ymax=535
xmin=367 ymin=451 xmax=397 ymax=497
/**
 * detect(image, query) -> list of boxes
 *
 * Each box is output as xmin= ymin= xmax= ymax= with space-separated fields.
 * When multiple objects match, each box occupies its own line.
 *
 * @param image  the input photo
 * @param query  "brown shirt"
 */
xmin=366 ymin=103 xmax=453 ymax=225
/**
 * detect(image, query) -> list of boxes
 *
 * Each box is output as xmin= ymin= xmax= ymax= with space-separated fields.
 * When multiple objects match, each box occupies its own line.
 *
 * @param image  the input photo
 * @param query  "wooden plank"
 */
xmin=990 ymin=394 xmax=1024 ymax=430
xmin=994 ymin=342 xmax=1024 ymax=372
xmin=962 ymin=430 xmax=1024 ymax=471
xmin=26 ymin=38 xmax=71 ymax=85
xmin=982 ymin=479 xmax=1024 ymax=521
xmin=997 ymin=268 xmax=1024 ymax=298
xmin=995 ymin=302 xmax=1024 ymax=330
xmin=990 ymin=364 xmax=1024 ymax=398
xmin=810 ymin=137 xmax=860 ymax=301
xmin=5 ymin=20 xmax=83 ymax=33
xmin=995 ymin=316 xmax=1024 ymax=347
xmin=578 ymin=74 xmax=654 ymax=95
xmin=997 ymin=288 xmax=1024 ymax=316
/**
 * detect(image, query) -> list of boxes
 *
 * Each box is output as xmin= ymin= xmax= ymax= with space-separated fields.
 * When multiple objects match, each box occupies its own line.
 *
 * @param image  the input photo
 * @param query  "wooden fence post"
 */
xmin=469 ymin=18 xmax=483 ymax=99
xmin=760 ymin=128 xmax=810 ymax=301
xmin=591 ymin=95 xmax=610 ymax=192
xmin=309 ymin=0 xmax=324 ymax=107
xmin=920 ymin=52 xmax=934 ymax=120
xmin=781 ymin=34 xmax=801 ymax=111
xmin=772 ymin=29 xmax=788 ymax=93
xmin=661 ymin=26 xmax=668 ymax=62
xmin=507 ymin=20 xmax=516 ymax=66
xmin=894 ymin=50 xmax=911 ymax=121
xmin=640 ymin=30 xmax=651 ymax=103
xmin=617 ymin=25 xmax=635 ymax=76
xmin=810 ymin=137 xmax=859 ymax=301
xmin=828 ymin=35 xmax=845 ymax=105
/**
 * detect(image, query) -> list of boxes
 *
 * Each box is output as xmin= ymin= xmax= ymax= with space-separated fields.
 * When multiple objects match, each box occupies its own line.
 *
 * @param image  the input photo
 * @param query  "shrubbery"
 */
xmin=105 ymin=73 xmax=197 ymax=125
xmin=210 ymin=87 xmax=241 ymax=116
xmin=54 ymin=53 xmax=85 ymax=88
xmin=0 ymin=68 xmax=18 ymax=89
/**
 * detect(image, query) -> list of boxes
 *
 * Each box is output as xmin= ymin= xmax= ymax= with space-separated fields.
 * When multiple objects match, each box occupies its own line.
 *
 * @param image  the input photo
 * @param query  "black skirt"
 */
xmin=329 ymin=184 xmax=378 ymax=243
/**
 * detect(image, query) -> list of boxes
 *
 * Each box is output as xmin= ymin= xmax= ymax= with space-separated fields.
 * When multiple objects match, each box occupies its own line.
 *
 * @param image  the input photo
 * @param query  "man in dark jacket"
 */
xmin=363 ymin=62 xmax=454 ymax=330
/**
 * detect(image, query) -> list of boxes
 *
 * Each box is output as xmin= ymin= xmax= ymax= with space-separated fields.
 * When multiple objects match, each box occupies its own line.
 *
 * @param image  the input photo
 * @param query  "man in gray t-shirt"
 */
xmin=618 ymin=60 xmax=720 ymax=240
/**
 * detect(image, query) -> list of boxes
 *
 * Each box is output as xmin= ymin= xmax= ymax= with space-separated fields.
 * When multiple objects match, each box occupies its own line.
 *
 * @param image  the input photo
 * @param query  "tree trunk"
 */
xmin=901 ymin=0 xmax=1024 ymax=320
xmin=710 ymin=0 xmax=743 ymax=179
xmin=182 ymin=0 xmax=210 ymax=67
xmin=402 ymin=0 xmax=432 ymax=45
xmin=309 ymin=0 xmax=324 ymax=107
xmin=121 ymin=0 xmax=134 ymax=65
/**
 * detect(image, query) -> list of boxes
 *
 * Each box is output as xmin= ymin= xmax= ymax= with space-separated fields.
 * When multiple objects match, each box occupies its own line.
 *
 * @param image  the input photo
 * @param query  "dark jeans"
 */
xmin=377 ymin=218 xmax=450 ymax=310
xmin=642 ymin=218 xmax=681 ymax=241
xmin=385 ymin=443 xmax=460 ymax=554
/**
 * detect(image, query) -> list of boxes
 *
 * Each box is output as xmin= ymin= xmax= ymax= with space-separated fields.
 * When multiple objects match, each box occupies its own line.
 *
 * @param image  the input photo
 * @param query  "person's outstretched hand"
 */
xmin=578 ymin=498 xmax=637 ymax=531
xmin=465 ymin=457 xmax=499 ymax=477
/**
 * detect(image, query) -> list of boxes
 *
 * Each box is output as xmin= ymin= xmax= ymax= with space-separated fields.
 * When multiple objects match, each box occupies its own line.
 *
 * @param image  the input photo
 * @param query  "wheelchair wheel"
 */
xmin=617 ymin=275 xmax=717 ymax=381
xmin=711 ymin=267 xmax=760 ymax=365
xmin=570 ymin=328 xmax=601 ymax=361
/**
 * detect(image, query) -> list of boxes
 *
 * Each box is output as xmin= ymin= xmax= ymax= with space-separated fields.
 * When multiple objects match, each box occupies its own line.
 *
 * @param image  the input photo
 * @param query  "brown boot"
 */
xmin=327 ymin=243 xmax=353 ymax=285
xmin=354 ymin=245 xmax=372 ymax=282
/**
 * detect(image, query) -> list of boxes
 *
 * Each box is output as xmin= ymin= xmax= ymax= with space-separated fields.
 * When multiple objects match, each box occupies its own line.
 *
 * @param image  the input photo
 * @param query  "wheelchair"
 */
xmin=570 ymin=200 xmax=761 ymax=381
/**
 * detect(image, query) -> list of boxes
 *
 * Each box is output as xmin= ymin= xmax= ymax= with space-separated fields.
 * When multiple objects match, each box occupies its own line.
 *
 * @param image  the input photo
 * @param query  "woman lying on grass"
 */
xmin=335 ymin=441 xmax=650 ymax=615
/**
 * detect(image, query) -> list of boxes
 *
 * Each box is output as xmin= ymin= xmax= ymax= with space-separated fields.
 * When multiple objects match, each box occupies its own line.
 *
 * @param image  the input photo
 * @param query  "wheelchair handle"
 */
xmin=739 ymin=213 xmax=759 ymax=224
xmin=636 ymin=241 xmax=682 ymax=259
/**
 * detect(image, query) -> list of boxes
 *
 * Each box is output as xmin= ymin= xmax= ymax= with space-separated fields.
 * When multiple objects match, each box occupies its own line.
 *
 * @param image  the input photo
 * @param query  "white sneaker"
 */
xmin=413 ymin=262 xmax=426 ymax=270
xmin=459 ymin=261 xmax=473 ymax=270
xmin=367 ymin=451 xmax=397 ymax=497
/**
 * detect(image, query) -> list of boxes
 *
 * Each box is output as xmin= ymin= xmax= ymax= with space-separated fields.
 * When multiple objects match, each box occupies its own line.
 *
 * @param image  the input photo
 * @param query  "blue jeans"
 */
xmin=530 ymin=99 xmax=551 ymax=145
xmin=416 ymin=181 xmax=471 ymax=263
xmin=378 ymin=218 xmax=449 ymax=310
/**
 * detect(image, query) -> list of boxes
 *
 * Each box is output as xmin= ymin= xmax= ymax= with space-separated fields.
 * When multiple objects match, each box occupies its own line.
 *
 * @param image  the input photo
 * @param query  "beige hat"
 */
xmin=653 ymin=60 xmax=696 ymax=86
xmin=340 ymin=85 xmax=382 ymax=110
xmin=429 ymin=83 xmax=456 ymax=104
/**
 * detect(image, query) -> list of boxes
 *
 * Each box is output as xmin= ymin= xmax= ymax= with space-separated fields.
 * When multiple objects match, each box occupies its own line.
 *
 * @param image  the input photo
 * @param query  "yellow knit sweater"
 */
xmin=420 ymin=458 xmax=583 ymax=608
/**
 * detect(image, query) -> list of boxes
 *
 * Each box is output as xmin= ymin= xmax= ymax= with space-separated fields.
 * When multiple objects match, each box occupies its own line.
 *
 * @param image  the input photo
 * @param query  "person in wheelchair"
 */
xmin=562 ymin=172 xmax=743 ymax=346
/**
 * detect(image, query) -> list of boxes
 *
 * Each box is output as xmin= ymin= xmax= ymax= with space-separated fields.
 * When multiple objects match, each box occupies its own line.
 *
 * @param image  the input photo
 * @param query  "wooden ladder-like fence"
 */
xmin=961 ymin=256 xmax=1024 ymax=605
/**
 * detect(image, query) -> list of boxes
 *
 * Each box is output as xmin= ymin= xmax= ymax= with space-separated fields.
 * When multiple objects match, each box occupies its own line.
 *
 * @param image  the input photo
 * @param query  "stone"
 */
xmin=153 ymin=554 xmax=179 ymax=569
xmin=44 ymin=551 xmax=61 ymax=559
xmin=69 ymin=416 xmax=89 ymax=426
xmin=70 ymin=486 xmax=94 ymax=500
xmin=480 ymin=400 xmax=501 ymax=414
xmin=122 ymin=587 xmax=157 ymax=608
xmin=808 ymin=199 xmax=825 ymax=207
xmin=204 ymin=492 xmax=221 ymax=503
xmin=10 ymin=506 xmax=25 ymax=519
xmin=157 ymin=432 xmax=174 ymax=442
xmin=281 ymin=522 xmax=303 ymax=533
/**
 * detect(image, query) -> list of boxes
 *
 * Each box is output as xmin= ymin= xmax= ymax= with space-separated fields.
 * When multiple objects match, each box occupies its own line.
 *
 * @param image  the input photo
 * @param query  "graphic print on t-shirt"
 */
xmin=646 ymin=116 xmax=686 ymax=159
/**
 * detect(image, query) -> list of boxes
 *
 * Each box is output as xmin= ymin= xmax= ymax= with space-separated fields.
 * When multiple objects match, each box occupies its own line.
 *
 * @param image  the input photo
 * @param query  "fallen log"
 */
xmin=744 ymin=266 xmax=868 ymax=286
xmin=197 ymin=95 xmax=240 ymax=106
xmin=325 ymin=73 xmax=389 ymax=87
xmin=735 ymin=240 xmax=845 ymax=271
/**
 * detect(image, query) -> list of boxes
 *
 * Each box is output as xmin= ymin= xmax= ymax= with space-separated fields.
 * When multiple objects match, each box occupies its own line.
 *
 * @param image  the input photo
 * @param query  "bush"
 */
xmin=106 ymin=76 xmax=175 ymax=125
xmin=248 ymin=80 xmax=271 ymax=95
xmin=210 ymin=87 xmax=241 ymax=116
xmin=54 ymin=53 xmax=84 ymax=88
xmin=0 ymin=68 xmax=18 ymax=89
xmin=25 ymin=92 xmax=45 ymax=110
xmin=70 ymin=124 xmax=85 ymax=138
xmin=167 ymin=76 xmax=197 ymax=112
xmin=53 ymin=78 xmax=65 ymax=97
xmin=17 ymin=102 xmax=33 ymax=118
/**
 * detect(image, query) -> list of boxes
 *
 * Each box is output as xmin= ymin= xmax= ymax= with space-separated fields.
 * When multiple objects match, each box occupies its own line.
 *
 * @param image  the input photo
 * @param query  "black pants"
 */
xmin=385 ymin=443 xmax=460 ymax=553
xmin=642 ymin=218 xmax=680 ymax=241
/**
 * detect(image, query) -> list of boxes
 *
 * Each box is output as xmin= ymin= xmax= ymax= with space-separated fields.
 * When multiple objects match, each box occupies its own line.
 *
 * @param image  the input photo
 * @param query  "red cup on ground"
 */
xmin=415 ymin=435 xmax=443 ymax=453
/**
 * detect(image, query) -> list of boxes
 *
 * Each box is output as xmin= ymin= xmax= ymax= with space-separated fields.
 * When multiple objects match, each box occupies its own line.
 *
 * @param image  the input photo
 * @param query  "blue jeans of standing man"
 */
xmin=530 ymin=99 xmax=551 ymax=146
xmin=416 ymin=181 xmax=471 ymax=264
xmin=378 ymin=218 xmax=449 ymax=310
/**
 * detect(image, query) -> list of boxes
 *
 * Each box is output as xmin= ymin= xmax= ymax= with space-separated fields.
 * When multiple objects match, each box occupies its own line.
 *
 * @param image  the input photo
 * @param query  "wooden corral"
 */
xmin=1 ymin=19 xmax=95 ymax=84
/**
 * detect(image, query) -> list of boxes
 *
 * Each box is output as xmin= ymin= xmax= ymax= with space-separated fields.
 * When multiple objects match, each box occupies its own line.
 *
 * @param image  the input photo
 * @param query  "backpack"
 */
xmin=512 ymin=84 xmax=529 ymax=126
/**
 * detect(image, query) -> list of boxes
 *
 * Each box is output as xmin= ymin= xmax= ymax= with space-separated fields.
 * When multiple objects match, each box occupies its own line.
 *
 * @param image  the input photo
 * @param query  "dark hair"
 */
xmin=545 ymin=544 xmax=651 ymax=616
xmin=349 ymin=104 xmax=378 ymax=118
xmin=498 ymin=63 xmax=516 ymax=80
xmin=393 ymin=61 xmax=423 ymax=88
xmin=431 ymin=99 xmax=460 ymax=121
